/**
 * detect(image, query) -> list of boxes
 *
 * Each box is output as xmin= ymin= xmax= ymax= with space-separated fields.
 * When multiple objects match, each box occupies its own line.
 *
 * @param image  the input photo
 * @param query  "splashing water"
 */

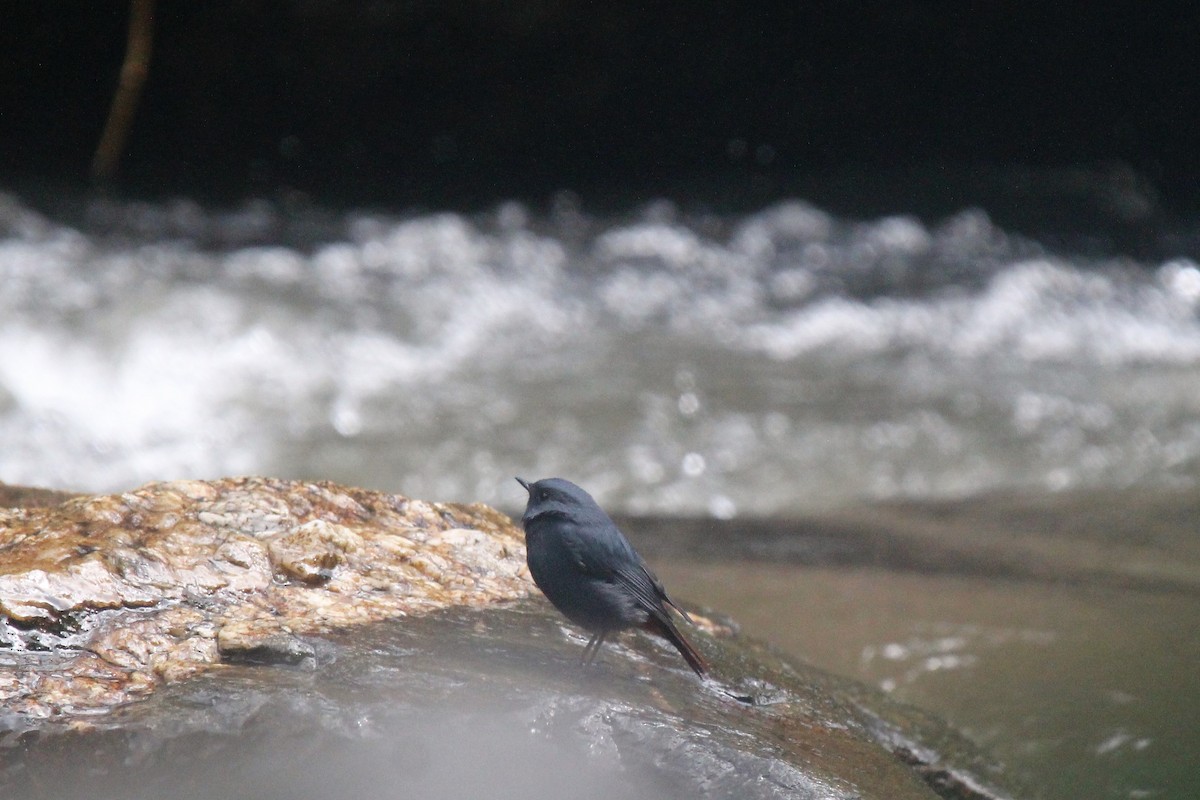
xmin=2 ymin=192 xmax=1199 ymax=514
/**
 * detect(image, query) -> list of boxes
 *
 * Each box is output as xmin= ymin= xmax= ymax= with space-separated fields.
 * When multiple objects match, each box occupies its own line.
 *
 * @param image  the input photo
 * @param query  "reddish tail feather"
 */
xmin=644 ymin=615 xmax=708 ymax=677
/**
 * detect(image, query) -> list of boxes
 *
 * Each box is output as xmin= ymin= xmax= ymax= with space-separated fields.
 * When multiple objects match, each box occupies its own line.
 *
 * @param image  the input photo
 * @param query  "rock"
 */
xmin=0 ymin=477 xmax=528 ymax=717
xmin=1 ymin=478 xmax=1021 ymax=800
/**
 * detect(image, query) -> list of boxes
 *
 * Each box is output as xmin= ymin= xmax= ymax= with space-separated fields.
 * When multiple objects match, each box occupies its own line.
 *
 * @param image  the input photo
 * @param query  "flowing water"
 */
xmin=2 ymin=188 xmax=1198 ymax=799
xmin=2 ymin=191 xmax=1199 ymax=510
xmin=653 ymin=557 xmax=1200 ymax=800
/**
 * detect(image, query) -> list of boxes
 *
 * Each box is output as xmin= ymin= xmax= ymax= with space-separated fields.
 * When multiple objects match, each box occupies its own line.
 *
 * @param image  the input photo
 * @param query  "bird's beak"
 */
xmin=515 ymin=477 xmax=531 ymax=493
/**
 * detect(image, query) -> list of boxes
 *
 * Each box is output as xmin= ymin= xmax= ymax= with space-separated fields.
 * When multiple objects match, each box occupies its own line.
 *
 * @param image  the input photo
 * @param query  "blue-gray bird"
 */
xmin=516 ymin=477 xmax=707 ymax=676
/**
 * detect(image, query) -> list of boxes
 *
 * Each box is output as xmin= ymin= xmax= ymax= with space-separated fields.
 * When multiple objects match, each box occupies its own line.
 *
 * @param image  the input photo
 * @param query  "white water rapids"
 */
xmin=2 ymin=192 xmax=1199 ymax=515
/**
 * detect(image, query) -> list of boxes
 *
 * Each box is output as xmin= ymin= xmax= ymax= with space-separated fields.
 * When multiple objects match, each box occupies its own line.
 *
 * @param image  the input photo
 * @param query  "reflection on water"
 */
xmin=654 ymin=559 xmax=1200 ymax=800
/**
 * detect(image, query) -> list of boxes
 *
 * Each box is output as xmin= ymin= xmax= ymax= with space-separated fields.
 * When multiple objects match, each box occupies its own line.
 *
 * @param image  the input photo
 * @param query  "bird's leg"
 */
xmin=582 ymin=631 xmax=608 ymax=666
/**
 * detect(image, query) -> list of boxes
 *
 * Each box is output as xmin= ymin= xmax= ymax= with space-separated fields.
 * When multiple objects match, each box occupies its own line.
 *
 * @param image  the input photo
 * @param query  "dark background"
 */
xmin=3 ymin=1 xmax=1197 ymax=234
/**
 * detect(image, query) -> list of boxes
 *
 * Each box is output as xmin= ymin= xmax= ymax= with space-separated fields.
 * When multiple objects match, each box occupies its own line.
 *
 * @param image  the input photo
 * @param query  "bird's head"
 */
xmin=515 ymin=476 xmax=598 ymax=524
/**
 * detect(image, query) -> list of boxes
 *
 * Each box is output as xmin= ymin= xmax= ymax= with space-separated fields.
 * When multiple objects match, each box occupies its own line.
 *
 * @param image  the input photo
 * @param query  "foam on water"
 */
xmin=2 ymin=192 xmax=1199 ymax=514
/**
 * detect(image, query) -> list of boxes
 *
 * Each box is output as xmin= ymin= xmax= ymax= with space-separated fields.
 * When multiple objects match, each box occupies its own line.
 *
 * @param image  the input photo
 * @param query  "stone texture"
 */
xmin=0 ymin=477 xmax=532 ymax=717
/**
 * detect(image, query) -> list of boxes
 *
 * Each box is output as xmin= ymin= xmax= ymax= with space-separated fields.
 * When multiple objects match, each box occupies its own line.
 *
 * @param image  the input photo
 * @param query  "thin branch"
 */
xmin=91 ymin=0 xmax=156 ymax=182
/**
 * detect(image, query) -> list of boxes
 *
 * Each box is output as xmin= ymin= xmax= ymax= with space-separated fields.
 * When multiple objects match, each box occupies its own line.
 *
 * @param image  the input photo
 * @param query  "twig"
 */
xmin=91 ymin=0 xmax=156 ymax=182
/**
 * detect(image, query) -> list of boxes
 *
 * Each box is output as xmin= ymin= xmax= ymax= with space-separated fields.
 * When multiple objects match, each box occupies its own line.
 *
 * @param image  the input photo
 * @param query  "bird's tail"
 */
xmin=645 ymin=615 xmax=708 ymax=677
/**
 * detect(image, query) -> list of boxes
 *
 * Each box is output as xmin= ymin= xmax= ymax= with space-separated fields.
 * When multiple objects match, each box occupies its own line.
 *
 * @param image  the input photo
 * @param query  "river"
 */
xmin=2 ymin=187 xmax=1197 ymax=799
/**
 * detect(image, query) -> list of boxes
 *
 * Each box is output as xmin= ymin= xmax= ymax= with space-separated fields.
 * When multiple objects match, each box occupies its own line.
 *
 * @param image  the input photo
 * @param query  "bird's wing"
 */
xmin=559 ymin=528 xmax=611 ymax=577
xmin=558 ymin=517 xmax=630 ymax=574
xmin=563 ymin=521 xmax=694 ymax=623
xmin=611 ymin=562 xmax=693 ymax=630
xmin=612 ymin=562 xmax=707 ymax=676
xmin=638 ymin=562 xmax=694 ymax=623
xmin=564 ymin=527 xmax=706 ymax=676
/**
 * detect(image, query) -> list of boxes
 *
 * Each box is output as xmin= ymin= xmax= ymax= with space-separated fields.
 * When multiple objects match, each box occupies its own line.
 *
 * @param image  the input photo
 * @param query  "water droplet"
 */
xmin=681 ymin=452 xmax=706 ymax=477
xmin=708 ymin=495 xmax=736 ymax=519
xmin=331 ymin=401 xmax=363 ymax=437
xmin=677 ymin=392 xmax=700 ymax=416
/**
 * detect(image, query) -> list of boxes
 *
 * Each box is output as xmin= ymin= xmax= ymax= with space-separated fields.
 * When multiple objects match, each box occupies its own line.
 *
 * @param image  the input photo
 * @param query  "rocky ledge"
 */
xmin=1 ymin=478 xmax=1020 ymax=800
xmin=1 ymin=477 xmax=528 ymax=717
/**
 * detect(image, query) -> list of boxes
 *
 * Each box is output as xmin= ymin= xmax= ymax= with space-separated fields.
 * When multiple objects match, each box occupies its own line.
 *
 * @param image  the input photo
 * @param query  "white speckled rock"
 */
xmin=0 ymin=477 xmax=533 ymax=717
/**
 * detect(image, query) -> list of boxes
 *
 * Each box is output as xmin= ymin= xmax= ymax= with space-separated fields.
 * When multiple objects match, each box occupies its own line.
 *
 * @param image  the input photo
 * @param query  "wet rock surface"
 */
xmin=1 ymin=479 xmax=1021 ymax=800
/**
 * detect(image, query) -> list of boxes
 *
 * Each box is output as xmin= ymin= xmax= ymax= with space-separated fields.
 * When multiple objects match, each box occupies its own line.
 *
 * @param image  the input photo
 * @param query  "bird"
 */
xmin=515 ymin=476 xmax=707 ymax=677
